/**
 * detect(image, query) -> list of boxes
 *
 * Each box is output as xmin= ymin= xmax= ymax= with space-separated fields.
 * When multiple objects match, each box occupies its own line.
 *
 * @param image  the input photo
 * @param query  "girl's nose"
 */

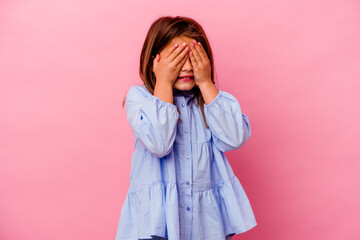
xmin=182 ymin=56 xmax=193 ymax=70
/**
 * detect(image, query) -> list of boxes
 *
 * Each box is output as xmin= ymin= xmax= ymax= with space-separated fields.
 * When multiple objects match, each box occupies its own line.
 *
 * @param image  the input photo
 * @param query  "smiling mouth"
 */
xmin=177 ymin=75 xmax=194 ymax=81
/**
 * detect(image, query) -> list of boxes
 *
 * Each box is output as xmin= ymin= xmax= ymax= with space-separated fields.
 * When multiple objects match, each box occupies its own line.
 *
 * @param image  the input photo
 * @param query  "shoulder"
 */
xmin=127 ymin=84 xmax=152 ymax=98
xmin=215 ymin=87 xmax=238 ymax=100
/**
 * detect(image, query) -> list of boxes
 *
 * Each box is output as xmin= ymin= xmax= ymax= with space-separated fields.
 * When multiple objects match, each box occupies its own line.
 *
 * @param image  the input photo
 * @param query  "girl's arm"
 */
xmin=125 ymin=85 xmax=179 ymax=158
xmin=201 ymin=83 xmax=251 ymax=152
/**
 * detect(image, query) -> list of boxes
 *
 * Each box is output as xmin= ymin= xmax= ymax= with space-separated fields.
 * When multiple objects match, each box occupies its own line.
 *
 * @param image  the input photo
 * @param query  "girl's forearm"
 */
xmin=198 ymin=80 xmax=219 ymax=105
xmin=154 ymin=81 xmax=174 ymax=104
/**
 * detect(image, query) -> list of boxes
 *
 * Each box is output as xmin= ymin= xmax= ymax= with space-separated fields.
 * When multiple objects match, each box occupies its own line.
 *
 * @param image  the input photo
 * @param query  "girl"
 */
xmin=115 ymin=16 xmax=257 ymax=240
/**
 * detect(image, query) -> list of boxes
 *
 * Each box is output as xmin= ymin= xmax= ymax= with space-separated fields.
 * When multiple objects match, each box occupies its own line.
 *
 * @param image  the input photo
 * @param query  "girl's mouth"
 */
xmin=178 ymin=75 xmax=194 ymax=82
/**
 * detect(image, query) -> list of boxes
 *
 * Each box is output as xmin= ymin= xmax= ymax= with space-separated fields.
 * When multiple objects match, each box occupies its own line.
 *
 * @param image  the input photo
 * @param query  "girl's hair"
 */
xmin=123 ymin=16 xmax=218 ymax=128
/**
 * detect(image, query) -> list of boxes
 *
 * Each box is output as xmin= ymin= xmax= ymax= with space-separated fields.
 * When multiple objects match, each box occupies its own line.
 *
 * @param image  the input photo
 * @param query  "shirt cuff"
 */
xmin=150 ymin=95 xmax=177 ymax=109
xmin=204 ymin=90 xmax=222 ymax=108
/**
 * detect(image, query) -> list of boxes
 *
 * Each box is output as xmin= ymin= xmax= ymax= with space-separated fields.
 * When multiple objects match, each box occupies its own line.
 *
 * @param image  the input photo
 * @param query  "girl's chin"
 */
xmin=173 ymin=83 xmax=196 ymax=91
xmin=174 ymin=81 xmax=196 ymax=88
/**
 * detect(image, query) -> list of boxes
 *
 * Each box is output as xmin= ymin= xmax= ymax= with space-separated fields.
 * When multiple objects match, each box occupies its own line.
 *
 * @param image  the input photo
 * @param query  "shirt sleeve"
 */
xmin=125 ymin=85 xmax=179 ymax=158
xmin=204 ymin=89 xmax=251 ymax=152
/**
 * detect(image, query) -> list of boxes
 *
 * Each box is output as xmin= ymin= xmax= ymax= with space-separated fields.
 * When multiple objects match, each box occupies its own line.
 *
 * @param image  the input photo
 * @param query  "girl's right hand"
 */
xmin=152 ymin=42 xmax=189 ymax=86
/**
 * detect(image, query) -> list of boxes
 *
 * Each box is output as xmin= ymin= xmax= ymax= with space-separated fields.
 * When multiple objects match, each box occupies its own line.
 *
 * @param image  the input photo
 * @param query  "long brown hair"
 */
xmin=122 ymin=16 xmax=218 ymax=129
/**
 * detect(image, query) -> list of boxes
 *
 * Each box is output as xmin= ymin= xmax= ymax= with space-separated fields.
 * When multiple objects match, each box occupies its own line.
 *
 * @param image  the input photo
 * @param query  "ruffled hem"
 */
xmin=192 ymin=176 xmax=257 ymax=240
xmin=115 ymin=177 xmax=257 ymax=240
xmin=115 ymin=182 xmax=180 ymax=240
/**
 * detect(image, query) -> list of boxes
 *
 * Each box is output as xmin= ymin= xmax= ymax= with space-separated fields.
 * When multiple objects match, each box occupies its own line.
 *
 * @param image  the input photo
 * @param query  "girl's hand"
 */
xmin=152 ymin=42 xmax=190 ymax=86
xmin=189 ymin=40 xmax=212 ymax=87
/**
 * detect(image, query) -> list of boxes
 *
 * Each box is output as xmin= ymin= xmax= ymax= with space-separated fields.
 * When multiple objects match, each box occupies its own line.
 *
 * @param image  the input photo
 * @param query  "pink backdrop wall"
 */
xmin=1 ymin=0 xmax=359 ymax=239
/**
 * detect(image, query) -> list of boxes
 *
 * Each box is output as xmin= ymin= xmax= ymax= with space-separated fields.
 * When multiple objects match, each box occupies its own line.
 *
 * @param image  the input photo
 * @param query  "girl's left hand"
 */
xmin=189 ymin=40 xmax=212 ymax=87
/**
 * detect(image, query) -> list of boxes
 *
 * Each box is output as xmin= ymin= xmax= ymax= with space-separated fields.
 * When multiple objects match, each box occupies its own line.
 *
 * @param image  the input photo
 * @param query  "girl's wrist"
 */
xmin=198 ymin=81 xmax=219 ymax=105
xmin=155 ymin=80 xmax=173 ymax=88
xmin=197 ymin=80 xmax=214 ymax=90
xmin=154 ymin=81 xmax=174 ymax=104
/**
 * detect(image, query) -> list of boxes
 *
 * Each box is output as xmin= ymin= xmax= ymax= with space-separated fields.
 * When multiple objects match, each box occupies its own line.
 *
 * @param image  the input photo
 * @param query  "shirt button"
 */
xmin=186 ymin=181 xmax=190 ymax=186
xmin=186 ymin=207 xmax=191 ymax=211
xmin=184 ymin=128 xmax=189 ymax=133
xmin=185 ymin=155 xmax=190 ymax=159
xmin=181 ymin=103 xmax=185 ymax=107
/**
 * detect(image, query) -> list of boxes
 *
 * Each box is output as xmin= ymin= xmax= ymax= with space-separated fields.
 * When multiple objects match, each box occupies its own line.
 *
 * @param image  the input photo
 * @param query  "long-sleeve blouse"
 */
xmin=115 ymin=84 xmax=257 ymax=240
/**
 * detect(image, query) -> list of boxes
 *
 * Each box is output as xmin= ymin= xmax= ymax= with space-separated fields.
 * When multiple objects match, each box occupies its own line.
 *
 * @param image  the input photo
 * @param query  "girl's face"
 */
xmin=159 ymin=35 xmax=196 ymax=91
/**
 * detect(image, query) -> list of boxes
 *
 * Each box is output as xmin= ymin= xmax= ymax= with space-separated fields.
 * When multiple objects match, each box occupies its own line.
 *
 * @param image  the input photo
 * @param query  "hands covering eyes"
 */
xmin=152 ymin=39 xmax=212 ymax=87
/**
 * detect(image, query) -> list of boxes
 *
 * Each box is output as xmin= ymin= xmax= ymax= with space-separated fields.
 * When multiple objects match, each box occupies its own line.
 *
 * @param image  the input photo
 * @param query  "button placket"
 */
xmin=178 ymin=96 xmax=193 ymax=239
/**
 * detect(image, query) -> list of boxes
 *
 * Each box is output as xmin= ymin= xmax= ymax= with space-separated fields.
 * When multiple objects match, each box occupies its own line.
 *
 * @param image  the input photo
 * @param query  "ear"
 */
xmin=151 ymin=54 xmax=160 ymax=73
xmin=151 ymin=54 xmax=156 ymax=73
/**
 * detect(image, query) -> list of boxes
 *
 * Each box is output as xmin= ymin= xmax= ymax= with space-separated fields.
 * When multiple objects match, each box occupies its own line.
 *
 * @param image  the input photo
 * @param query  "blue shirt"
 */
xmin=115 ymin=84 xmax=257 ymax=240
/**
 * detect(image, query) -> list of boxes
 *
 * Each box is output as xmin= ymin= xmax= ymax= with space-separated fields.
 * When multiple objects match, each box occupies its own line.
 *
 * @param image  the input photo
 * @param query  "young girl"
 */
xmin=115 ymin=16 xmax=257 ymax=240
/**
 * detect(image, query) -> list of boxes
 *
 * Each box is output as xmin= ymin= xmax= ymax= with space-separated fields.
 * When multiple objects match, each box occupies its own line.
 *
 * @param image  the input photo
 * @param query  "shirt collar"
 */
xmin=172 ymin=88 xmax=195 ymax=97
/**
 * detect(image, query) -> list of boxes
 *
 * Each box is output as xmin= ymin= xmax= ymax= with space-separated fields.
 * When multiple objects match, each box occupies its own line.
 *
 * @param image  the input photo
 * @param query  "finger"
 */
xmin=165 ymin=43 xmax=180 ymax=59
xmin=190 ymin=42 xmax=202 ymax=64
xmin=174 ymin=45 xmax=189 ymax=65
xmin=194 ymin=41 xmax=208 ymax=62
xmin=189 ymin=50 xmax=197 ymax=66
xmin=169 ymin=42 xmax=188 ymax=62
xmin=176 ymin=52 xmax=189 ymax=67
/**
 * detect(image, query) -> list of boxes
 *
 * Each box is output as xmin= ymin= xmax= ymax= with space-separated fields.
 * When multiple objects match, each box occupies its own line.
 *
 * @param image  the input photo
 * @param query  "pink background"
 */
xmin=1 ymin=0 xmax=360 ymax=239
